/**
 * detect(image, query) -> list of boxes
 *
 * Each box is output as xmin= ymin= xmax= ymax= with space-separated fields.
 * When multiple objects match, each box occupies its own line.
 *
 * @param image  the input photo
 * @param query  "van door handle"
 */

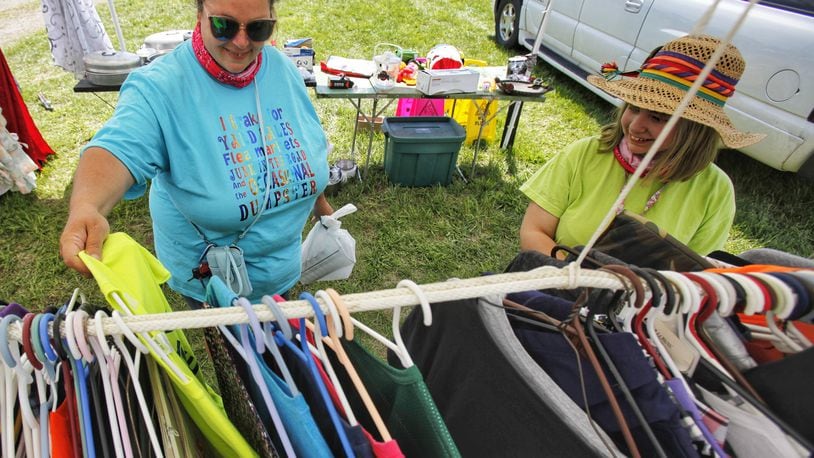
xmin=624 ymin=0 xmax=643 ymax=13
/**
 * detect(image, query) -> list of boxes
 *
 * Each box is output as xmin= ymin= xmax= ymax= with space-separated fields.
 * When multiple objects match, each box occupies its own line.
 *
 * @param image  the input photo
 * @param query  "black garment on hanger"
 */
xmin=399 ymin=297 xmax=615 ymax=457
xmin=88 ymin=360 xmax=115 ymax=458
xmin=511 ymin=290 xmax=697 ymax=457
xmin=744 ymin=346 xmax=814 ymax=444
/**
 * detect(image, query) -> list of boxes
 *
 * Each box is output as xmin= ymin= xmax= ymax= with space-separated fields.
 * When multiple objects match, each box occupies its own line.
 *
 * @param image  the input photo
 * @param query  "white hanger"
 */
xmin=92 ymin=310 xmax=132 ymax=458
xmin=692 ymin=272 xmax=734 ymax=318
xmin=259 ymin=295 xmax=299 ymax=395
xmin=721 ymin=272 xmax=764 ymax=316
xmin=750 ymin=272 xmax=795 ymax=320
xmin=110 ymin=291 xmax=188 ymax=382
xmin=87 ymin=316 xmax=126 ymax=458
xmin=392 ymin=279 xmax=433 ymax=368
xmin=109 ymin=310 xmax=164 ymax=458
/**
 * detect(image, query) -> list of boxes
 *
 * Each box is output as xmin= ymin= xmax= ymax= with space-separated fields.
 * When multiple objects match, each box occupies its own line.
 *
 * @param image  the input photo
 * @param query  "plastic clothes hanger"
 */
xmin=0 ymin=360 xmax=15 ymax=458
xmin=335 ymin=279 xmax=433 ymax=369
xmin=22 ymin=313 xmax=44 ymax=371
xmin=108 ymin=291 xmax=189 ymax=382
xmin=231 ymin=296 xmax=296 ymax=458
xmin=318 ymin=289 xmax=394 ymax=443
xmin=92 ymin=309 xmax=132 ymax=458
xmin=202 ymin=277 xmax=296 ymax=457
xmin=679 ymin=273 xmax=731 ymax=378
xmin=50 ymin=304 xmax=85 ymax=458
xmin=259 ymin=295 xmax=299 ymax=395
xmin=600 ymin=265 xmax=642 ymax=334
xmin=63 ymin=308 xmax=97 ymax=458
xmin=721 ymin=272 xmax=764 ymax=315
xmin=278 ymin=303 xmax=356 ymax=458
xmin=85 ymin=311 xmax=126 ymax=458
xmin=29 ymin=313 xmax=57 ymax=458
xmin=301 ymin=292 xmax=359 ymax=427
xmin=690 ymin=272 xmax=734 ymax=318
xmin=108 ymin=310 xmax=164 ymax=458
xmin=751 ymin=272 xmax=795 ymax=319
xmin=628 ymin=267 xmax=671 ymax=378
xmin=0 ymin=314 xmax=28 ymax=458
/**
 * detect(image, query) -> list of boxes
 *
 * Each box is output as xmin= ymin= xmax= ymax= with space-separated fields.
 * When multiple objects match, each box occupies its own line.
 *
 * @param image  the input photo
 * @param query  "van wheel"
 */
xmin=495 ymin=0 xmax=521 ymax=49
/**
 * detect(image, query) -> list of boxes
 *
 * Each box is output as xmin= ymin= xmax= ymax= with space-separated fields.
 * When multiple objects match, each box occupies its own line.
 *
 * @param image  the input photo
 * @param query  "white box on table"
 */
xmin=416 ymin=68 xmax=479 ymax=96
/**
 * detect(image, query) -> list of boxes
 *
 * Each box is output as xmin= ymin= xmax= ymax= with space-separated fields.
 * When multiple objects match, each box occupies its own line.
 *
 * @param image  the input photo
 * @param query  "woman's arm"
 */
xmin=519 ymin=202 xmax=562 ymax=259
xmin=312 ymin=193 xmax=334 ymax=218
xmin=59 ymin=147 xmax=135 ymax=275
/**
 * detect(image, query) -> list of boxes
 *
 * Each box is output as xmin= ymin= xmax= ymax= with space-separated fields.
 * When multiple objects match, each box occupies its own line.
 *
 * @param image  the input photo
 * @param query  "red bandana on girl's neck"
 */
xmin=191 ymin=22 xmax=261 ymax=88
xmin=613 ymin=136 xmax=654 ymax=176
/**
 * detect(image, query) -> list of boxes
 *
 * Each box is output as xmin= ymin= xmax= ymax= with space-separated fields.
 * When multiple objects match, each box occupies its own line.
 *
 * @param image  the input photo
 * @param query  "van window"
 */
xmin=757 ymin=0 xmax=814 ymax=16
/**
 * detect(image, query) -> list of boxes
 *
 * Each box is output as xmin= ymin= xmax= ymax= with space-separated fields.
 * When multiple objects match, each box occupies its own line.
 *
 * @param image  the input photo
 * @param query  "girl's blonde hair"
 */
xmin=598 ymin=103 xmax=722 ymax=182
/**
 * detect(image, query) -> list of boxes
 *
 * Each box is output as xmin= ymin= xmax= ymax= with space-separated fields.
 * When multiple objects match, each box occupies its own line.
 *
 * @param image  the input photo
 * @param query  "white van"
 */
xmin=493 ymin=0 xmax=814 ymax=178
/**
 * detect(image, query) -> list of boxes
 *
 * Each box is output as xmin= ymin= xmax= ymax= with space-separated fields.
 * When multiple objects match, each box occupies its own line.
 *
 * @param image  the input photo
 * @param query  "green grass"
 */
xmin=2 ymin=0 xmax=812 ymax=314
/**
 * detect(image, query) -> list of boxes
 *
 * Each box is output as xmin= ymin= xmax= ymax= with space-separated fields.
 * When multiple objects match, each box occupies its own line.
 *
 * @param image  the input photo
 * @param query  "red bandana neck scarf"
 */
xmin=191 ymin=21 xmax=262 ymax=88
xmin=613 ymin=136 xmax=654 ymax=176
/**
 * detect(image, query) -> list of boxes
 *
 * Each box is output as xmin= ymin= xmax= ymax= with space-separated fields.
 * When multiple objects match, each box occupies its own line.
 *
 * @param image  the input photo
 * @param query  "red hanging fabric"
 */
xmin=0 ymin=47 xmax=54 ymax=168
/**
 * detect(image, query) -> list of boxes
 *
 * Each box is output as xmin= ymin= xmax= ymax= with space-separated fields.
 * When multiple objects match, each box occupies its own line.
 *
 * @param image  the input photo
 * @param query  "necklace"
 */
xmin=616 ymin=172 xmax=667 ymax=216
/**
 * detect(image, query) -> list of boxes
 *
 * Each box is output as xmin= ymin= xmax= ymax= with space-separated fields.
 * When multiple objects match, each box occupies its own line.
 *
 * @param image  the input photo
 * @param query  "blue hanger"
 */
xmin=298 ymin=292 xmax=356 ymax=458
xmin=300 ymin=292 xmax=358 ymax=426
xmin=204 ymin=277 xmax=296 ymax=457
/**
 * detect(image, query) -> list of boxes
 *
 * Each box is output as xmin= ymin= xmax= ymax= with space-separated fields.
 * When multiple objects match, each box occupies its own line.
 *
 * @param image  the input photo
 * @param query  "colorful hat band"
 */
xmin=639 ymin=51 xmax=737 ymax=106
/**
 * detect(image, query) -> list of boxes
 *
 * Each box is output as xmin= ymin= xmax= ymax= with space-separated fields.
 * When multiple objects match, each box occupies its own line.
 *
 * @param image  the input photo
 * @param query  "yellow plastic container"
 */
xmin=445 ymin=98 xmax=498 ymax=145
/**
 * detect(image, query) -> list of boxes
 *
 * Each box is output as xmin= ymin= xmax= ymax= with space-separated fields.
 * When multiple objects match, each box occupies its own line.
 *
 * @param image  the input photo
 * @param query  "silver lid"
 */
xmin=82 ymin=50 xmax=141 ymax=73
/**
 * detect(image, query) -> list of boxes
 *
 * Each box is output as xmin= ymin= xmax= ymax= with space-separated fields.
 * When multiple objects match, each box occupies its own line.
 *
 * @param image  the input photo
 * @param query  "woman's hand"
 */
xmin=312 ymin=193 xmax=334 ymax=219
xmin=60 ymin=204 xmax=110 ymax=276
xmin=519 ymin=202 xmax=564 ymax=259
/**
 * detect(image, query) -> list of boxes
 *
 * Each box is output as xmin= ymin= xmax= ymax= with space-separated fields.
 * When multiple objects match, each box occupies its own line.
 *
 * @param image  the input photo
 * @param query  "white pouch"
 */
xmin=300 ymin=203 xmax=357 ymax=284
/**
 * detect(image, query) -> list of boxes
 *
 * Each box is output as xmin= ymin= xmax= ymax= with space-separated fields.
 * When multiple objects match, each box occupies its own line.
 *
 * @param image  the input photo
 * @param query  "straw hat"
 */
xmin=588 ymin=34 xmax=765 ymax=149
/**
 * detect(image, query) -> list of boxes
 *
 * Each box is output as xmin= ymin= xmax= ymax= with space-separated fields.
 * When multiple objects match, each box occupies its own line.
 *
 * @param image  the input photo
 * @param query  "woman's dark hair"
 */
xmin=196 ymin=0 xmax=276 ymax=13
xmin=598 ymin=103 xmax=721 ymax=182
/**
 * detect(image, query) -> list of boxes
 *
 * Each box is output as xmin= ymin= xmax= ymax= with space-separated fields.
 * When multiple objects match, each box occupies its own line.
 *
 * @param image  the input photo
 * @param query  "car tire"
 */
xmin=495 ymin=0 xmax=521 ymax=49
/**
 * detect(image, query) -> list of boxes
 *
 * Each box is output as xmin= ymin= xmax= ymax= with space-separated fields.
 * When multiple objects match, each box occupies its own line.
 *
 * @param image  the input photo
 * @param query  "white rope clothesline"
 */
xmin=5 ymin=264 xmax=626 ymax=342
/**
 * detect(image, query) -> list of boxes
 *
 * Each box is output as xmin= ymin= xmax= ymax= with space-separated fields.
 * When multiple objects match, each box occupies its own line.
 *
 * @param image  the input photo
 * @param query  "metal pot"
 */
xmin=83 ymin=50 xmax=141 ymax=86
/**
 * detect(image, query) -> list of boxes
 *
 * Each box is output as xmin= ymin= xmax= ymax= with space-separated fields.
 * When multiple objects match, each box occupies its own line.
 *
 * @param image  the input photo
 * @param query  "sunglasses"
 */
xmin=208 ymin=15 xmax=275 ymax=42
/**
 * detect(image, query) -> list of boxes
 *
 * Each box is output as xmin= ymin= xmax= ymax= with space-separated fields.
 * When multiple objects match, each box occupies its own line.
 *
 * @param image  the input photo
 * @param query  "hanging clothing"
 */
xmin=510 ymin=296 xmax=698 ymax=457
xmin=329 ymin=339 xmax=459 ymax=458
xmin=1 ymin=109 xmax=37 ymax=195
xmin=743 ymin=346 xmax=814 ymax=444
xmin=202 ymin=325 xmax=280 ymax=457
xmin=41 ymin=0 xmax=113 ymax=78
xmin=77 ymin=232 xmax=257 ymax=457
xmin=0 ymin=48 xmax=54 ymax=168
xmin=399 ymin=296 xmax=618 ymax=457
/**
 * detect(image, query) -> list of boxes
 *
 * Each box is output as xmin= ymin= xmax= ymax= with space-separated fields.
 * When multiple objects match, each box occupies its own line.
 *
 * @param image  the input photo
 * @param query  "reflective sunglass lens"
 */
xmin=246 ymin=20 xmax=274 ymax=42
xmin=209 ymin=16 xmax=238 ymax=40
xmin=208 ymin=16 xmax=274 ymax=42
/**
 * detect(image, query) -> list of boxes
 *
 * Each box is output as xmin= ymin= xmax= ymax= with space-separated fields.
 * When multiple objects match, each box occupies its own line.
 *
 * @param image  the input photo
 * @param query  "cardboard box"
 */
xmin=283 ymin=47 xmax=315 ymax=71
xmin=416 ymin=68 xmax=479 ymax=96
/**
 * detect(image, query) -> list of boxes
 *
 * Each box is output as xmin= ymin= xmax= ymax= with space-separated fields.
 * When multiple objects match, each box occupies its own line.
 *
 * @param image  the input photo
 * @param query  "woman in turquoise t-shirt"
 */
xmin=519 ymin=34 xmax=764 ymax=257
xmin=60 ymin=0 xmax=334 ymax=302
